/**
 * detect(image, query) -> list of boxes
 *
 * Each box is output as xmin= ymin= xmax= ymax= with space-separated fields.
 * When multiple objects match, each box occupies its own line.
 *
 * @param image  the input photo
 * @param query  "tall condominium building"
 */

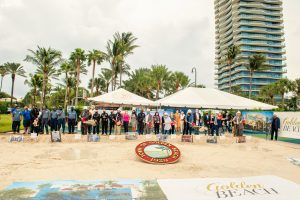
xmin=214 ymin=0 xmax=286 ymax=95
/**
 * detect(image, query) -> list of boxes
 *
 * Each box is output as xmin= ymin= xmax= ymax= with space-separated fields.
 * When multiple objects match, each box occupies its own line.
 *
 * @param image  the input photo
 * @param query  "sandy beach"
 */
xmin=0 ymin=133 xmax=300 ymax=190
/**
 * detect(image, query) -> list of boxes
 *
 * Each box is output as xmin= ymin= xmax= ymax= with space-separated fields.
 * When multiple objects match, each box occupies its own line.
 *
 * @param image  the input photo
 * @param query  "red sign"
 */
xmin=135 ymin=141 xmax=181 ymax=164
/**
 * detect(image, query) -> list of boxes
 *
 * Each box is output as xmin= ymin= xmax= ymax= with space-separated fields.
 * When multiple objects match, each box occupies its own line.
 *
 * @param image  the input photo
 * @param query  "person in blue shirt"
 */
xmin=12 ymin=106 xmax=22 ymax=134
xmin=57 ymin=107 xmax=66 ymax=133
xmin=22 ymin=106 xmax=31 ymax=134
xmin=67 ymin=107 xmax=77 ymax=134
xmin=50 ymin=107 xmax=58 ymax=131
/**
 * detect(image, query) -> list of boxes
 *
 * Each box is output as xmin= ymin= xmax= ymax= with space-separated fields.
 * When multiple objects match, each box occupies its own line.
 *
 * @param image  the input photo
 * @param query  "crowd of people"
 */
xmin=10 ymin=104 xmax=249 ymax=137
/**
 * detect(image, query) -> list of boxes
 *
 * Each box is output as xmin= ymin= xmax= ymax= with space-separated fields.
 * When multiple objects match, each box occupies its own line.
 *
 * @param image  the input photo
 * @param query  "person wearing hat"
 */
xmin=184 ymin=109 xmax=193 ymax=135
xmin=163 ymin=112 xmax=172 ymax=134
xmin=50 ymin=107 xmax=58 ymax=131
xmin=12 ymin=106 xmax=22 ymax=134
xmin=137 ymin=108 xmax=146 ymax=135
xmin=145 ymin=109 xmax=153 ymax=135
xmin=22 ymin=106 xmax=31 ymax=134
xmin=271 ymin=113 xmax=280 ymax=141
xmin=232 ymin=111 xmax=244 ymax=136
xmin=100 ymin=109 xmax=109 ymax=135
xmin=67 ymin=107 xmax=77 ymax=134
xmin=57 ymin=107 xmax=66 ymax=133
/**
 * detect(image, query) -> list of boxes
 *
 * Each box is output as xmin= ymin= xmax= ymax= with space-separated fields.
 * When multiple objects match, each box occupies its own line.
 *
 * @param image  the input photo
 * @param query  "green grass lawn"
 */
xmin=0 ymin=114 xmax=23 ymax=133
xmin=245 ymin=133 xmax=300 ymax=145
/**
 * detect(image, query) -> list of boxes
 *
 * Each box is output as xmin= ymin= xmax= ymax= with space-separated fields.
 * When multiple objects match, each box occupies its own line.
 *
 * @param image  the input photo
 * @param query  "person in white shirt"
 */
xmin=163 ymin=113 xmax=172 ymax=135
xmin=180 ymin=111 xmax=185 ymax=133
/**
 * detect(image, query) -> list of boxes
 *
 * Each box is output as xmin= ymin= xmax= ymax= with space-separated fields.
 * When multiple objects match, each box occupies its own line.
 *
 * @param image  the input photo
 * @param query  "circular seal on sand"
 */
xmin=135 ymin=141 xmax=181 ymax=164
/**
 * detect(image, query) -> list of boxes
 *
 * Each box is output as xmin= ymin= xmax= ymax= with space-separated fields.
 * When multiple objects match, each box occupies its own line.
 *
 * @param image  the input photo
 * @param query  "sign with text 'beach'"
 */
xmin=158 ymin=176 xmax=300 ymax=200
xmin=275 ymin=112 xmax=300 ymax=139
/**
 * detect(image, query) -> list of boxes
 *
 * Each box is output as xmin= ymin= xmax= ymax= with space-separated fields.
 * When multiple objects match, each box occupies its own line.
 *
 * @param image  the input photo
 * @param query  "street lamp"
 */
xmin=191 ymin=67 xmax=197 ymax=87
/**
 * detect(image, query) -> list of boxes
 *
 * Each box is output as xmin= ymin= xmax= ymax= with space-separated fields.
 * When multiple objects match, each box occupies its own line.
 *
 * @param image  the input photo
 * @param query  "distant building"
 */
xmin=214 ymin=0 xmax=286 ymax=96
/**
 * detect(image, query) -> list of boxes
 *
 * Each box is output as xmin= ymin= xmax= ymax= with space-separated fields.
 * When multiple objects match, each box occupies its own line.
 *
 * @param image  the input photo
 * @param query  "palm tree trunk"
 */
xmin=75 ymin=59 xmax=80 ymax=106
xmin=156 ymin=83 xmax=160 ymax=100
xmin=249 ymin=71 xmax=253 ymax=99
xmin=119 ymin=71 xmax=122 ymax=88
xmin=33 ymin=87 xmax=37 ymax=105
xmin=64 ymin=86 xmax=68 ymax=112
xmin=0 ymin=76 xmax=3 ymax=92
xmin=271 ymin=95 xmax=274 ymax=105
xmin=91 ymin=60 xmax=96 ymax=97
xmin=10 ymin=75 xmax=15 ymax=107
xmin=281 ymin=93 xmax=284 ymax=110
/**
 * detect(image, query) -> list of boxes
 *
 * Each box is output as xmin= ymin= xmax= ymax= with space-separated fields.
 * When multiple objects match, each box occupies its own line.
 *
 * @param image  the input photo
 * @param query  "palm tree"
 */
xmin=5 ymin=62 xmax=26 ymax=106
xmin=294 ymin=78 xmax=300 ymax=98
xmin=151 ymin=65 xmax=170 ymax=100
xmin=171 ymin=71 xmax=190 ymax=91
xmin=59 ymin=61 xmax=74 ymax=110
xmin=246 ymin=54 xmax=268 ymax=99
xmin=231 ymin=85 xmax=243 ymax=96
xmin=87 ymin=49 xmax=106 ymax=97
xmin=24 ymin=73 xmax=43 ymax=105
xmin=225 ymin=45 xmax=240 ymax=92
xmin=106 ymin=32 xmax=138 ymax=89
xmin=99 ymin=68 xmax=113 ymax=93
xmin=260 ymin=83 xmax=276 ymax=105
xmin=24 ymin=46 xmax=62 ymax=108
xmin=0 ymin=65 xmax=9 ymax=92
xmin=70 ymin=48 xmax=86 ymax=106
xmin=88 ymin=77 xmax=105 ymax=96
xmin=275 ymin=78 xmax=295 ymax=109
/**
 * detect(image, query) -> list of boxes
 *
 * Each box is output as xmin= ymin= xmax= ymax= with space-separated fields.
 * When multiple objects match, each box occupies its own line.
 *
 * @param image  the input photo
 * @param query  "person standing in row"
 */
xmin=271 ymin=114 xmax=280 ymax=141
xmin=109 ymin=111 xmax=115 ymax=135
xmin=193 ymin=109 xmax=201 ymax=127
xmin=175 ymin=110 xmax=181 ymax=132
xmin=216 ymin=112 xmax=223 ymax=135
xmin=232 ymin=111 xmax=244 ymax=136
xmin=92 ymin=110 xmax=101 ymax=134
xmin=114 ymin=110 xmax=122 ymax=135
xmin=67 ymin=107 xmax=77 ymax=134
xmin=131 ymin=110 xmax=137 ymax=132
xmin=123 ymin=111 xmax=130 ymax=134
xmin=12 ymin=106 xmax=22 ymax=134
xmin=145 ymin=109 xmax=153 ymax=135
xmin=101 ymin=109 xmax=109 ymax=135
xmin=180 ymin=111 xmax=185 ymax=133
xmin=50 ymin=108 xmax=58 ymax=131
xmin=203 ymin=112 xmax=210 ymax=135
xmin=137 ymin=109 xmax=145 ymax=135
xmin=184 ymin=110 xmax=193 ymax=135
xmin=41 ymin=106 xmax=50 ymax=134
xmin=30 ymin=105 xmax=39 ymax=133
xmin=153 ymin=112 xmax=161 ymax=134
xmin=22 ymin=106 xmax=31 ymax=134
xmin=163 ymin=113 xmax=172 ymax=134
xmin=57 ymin=107 xmax=66 ymax=133
xmin=80 ymin=108 xmax=90 ymax=135
xmin=170 ymin=112 xmax=175 ymax=134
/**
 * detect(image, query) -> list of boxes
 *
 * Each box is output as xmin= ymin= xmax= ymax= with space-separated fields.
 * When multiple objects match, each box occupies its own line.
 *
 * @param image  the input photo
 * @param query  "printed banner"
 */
xmin=275 ymin=112 xmax=300 ymax=139
xmin=158 ymin=176 xmax=300 ymax=200
xmin=242 ymin=111 xmax=273 ymax=134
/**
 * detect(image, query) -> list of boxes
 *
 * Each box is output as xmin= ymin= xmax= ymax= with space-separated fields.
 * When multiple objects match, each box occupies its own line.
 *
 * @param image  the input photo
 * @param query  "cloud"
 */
xmin=0 ymin=0 xmax=299 ymax=98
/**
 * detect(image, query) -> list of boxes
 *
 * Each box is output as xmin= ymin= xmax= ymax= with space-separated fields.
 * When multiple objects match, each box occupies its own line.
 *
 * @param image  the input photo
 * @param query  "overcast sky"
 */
xmin=0 ymin=0 xmax=299 ymax=98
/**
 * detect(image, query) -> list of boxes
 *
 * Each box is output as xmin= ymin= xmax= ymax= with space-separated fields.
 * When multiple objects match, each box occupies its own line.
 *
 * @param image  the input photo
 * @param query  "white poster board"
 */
xmin=158 ymin=176 xmax=300 ymax=200
xmin=275 ymin=112 xmax=300 ymax=139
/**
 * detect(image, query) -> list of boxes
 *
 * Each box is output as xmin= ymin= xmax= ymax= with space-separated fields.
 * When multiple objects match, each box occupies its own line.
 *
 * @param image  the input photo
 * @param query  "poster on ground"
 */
xmin=275 ymin=112 xmax=300 ymax=139
xmin=241 ymin=111 xmax=273 ymax=134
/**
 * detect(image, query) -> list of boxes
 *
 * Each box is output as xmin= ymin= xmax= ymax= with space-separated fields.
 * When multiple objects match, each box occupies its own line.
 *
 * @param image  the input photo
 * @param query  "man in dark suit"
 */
xmin=271 ymin=114 xmax=280 ymax=141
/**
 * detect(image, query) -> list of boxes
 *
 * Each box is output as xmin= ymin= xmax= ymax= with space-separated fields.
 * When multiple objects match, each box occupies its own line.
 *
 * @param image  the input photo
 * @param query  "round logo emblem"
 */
xmin=135 ymin=141 xmax=181 ymax=164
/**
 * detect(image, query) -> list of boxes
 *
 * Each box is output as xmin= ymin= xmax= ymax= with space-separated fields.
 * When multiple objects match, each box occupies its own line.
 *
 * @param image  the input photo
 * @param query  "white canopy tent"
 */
xmin=155 ymin=87 xmax=277 ymax=110
xmin=88 ymin=88 xmax=155 ymax=107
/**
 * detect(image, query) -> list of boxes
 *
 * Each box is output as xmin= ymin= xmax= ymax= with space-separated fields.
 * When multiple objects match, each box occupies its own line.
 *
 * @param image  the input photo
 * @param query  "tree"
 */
xmin=231 ymin=85 xmax=243 ymax=96
xmin=99 ymin=68 xmax=113 ymax=93
xmin=59 ymin=61 xmax=74 ymax=110
xmin=259 ymin=83 xmax=276 ymax=105
xmin=225 ymin=45 xmax=240 ymax=92
xmin=70 ymin=48 xmax=86 ymax=106
xmin=171 ymin=71 xmax=190 ymax=91
xmin=151 ymin=65 xmax=170 ymax=100
xmin=24 ymin=73 xmax=43 ymax=105
xmin=0 ymin=65 xmax=9 ymax=92
xmin=87 ymin=49 xmax=106 ymax=97
xmin=24 ymin=46 xmax=62 ymax=108
xmin=294 ymin=78 xmax=300 ymax=98
xmin=275 ymin=78 xmax=295 ymax=109
xmin=5 ymin=62 xmax=26 ymax=106
xmin=88 ymin=77 xmax=105 ymax=96
xmin=246 ymin=54 xmax=268 ymax=98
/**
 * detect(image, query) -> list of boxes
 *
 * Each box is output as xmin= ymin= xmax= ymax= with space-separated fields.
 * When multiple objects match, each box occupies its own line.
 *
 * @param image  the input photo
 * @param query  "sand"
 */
xmin=0 ymin=133 xmax=300 ymax=190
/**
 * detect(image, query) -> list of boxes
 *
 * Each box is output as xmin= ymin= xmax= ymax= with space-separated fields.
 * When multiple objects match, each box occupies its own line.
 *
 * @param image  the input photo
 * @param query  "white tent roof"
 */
xmin=88 ymin=88 xmax=154 ymax=106
xmin=155 ymin=87 xmax=277 ymax=110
